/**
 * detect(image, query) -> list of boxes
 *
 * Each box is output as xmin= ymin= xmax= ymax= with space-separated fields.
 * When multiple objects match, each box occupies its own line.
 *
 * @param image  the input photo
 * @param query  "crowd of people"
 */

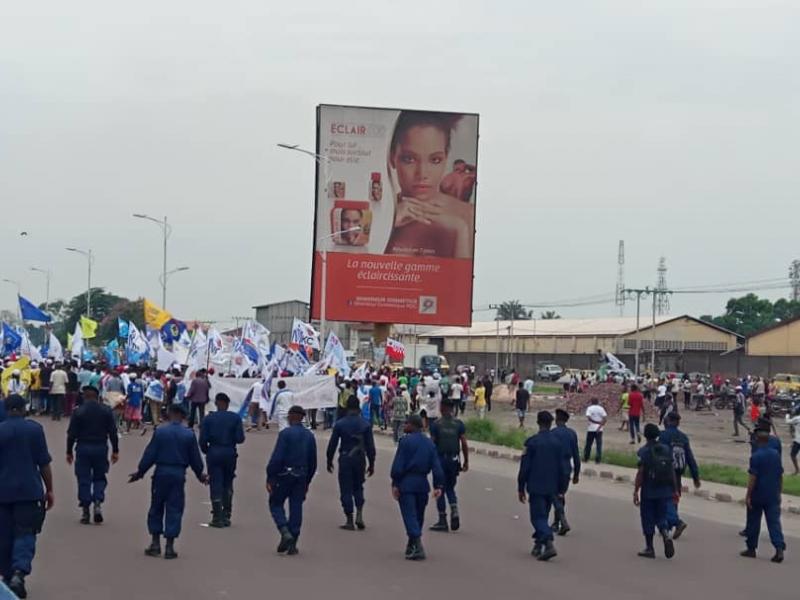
xmin=0 ymin=356 xmax=794 ymax=598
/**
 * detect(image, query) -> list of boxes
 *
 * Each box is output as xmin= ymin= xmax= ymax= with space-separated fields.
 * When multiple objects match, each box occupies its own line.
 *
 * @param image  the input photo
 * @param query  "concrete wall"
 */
xmin=443 ymin=351 xmax=800 ymax=379
xmin=747 ymin=319 xmax=800 ymax=356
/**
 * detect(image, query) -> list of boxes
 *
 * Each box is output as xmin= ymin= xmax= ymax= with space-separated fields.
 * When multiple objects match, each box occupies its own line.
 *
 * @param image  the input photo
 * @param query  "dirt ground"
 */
xmin=475 ymin=384 xmax=796 ymax=471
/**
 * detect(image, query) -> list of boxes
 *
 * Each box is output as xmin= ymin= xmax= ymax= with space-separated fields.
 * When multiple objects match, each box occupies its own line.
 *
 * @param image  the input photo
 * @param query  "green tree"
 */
xmin=701 ymin=293 xmax=786 ymax=337
xmin=540 ymin=311 xmax=561 ymax=320
xmin=496 ymin=300 xmax=532 ymax=320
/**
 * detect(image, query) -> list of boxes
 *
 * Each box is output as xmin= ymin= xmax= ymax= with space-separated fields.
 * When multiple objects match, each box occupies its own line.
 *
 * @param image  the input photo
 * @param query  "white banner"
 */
xmin=208 ymin=375 xmax=338 ymax=414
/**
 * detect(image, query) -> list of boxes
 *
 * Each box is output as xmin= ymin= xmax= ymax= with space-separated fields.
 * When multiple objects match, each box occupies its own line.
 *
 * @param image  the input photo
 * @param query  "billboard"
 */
xmin=311 ymin=105 xmax=479 ymax=326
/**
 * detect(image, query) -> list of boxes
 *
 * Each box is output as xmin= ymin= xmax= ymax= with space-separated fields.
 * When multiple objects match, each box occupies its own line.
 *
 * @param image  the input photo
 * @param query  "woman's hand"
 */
xmin=394 ymin=197 xmax=434 ymax=228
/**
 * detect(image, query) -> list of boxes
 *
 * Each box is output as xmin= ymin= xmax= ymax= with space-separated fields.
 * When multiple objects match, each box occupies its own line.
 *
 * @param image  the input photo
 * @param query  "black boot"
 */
xmin=164 ymin=537 xmax=178 ymax=559
xmin=8 ymin=570 xmax=27 ymax=599
xmin=208 ymin=500 xmax=225 ymax=528
xmin=145 ymin=534 xmax=161 ymax=557
xmin=638 ymin=547 xmax=656 ymax=559
xmin=404 ymin=538 xmax=414 ymax=558
xmin=406 ymin=537 xmax=426 ymax=561
xmin=287 ymin=534 xmax=299 ymax=555
xmin=450 ymin=505 xmax=461 ymax=531
xmin=429 ymin=513 xmax=449 ymax=532
xmin=277 ymin=527 xmax=294 ymax=553
xmin=531 ymin=542 xmax=543 ymax=557
xmin=558 ymin=514 xmax=571 ymax=536
xmin=222 ymin=489 xmax=233 ymax=527
xmin=771 ymin=549 xmax=784 ymax=563
xmin=740 ymin=548 xmax=756 ymax=558
xmin=661 ymin=529 xmax=675 ymax=559
xmin=355 ymin=507 xmax=365 ymax=530
xmin=93 ymin=501 xmax=104 ymax=524
xmin=538 ymin=540 xmax=557 ymax=561
xmin=340 ymin=513 xmax=356 ymax=531
xmin=80 ymin=505 xmax=91 ymax=525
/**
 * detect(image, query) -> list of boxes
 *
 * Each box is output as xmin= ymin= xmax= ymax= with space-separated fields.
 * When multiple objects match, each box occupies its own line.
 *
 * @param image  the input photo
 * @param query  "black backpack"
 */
xmin=646 ymin=444 xmax=674 ymax=487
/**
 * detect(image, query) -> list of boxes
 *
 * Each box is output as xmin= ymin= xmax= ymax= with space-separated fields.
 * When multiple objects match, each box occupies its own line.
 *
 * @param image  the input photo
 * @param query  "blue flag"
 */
xmin=18 ymin=296 xmax=51 ymax=322
xmin=104 ymin=339 xmax=120 ymax=367
xmin=2 ymin=323 xmax=22 ymax=355
xmin=118 ymin=318 xmax=129 ymax=338
xmin=160 ymin=319 xmax=187 ymax=344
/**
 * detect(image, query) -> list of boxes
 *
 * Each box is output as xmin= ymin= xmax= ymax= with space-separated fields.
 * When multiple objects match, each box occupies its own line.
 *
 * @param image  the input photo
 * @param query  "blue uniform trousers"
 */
xmin=398 ymin=492 xmax=428 ymax=538
xmin=75 ymin=442 xmax=109 ymax=507
xmin=435 ymin=456 xmax=459 ymax=513
xmin=745 ymin=502 xmax=785 ymax=551
xmin=206 ymin=449 xmax=236 ymax=503
xmin=639 ymin=497 xmax=669 ymax=536
xmin=552 ymin=477 xmax=570 ymax=519
xmin=0 ymin=502 xmax=44 ymax=578
xmin=269 ymin=475 xmax=306 ymax=539
xmin=529 ymin=495 xmax=554 ymax=542
xmin=147 ymin=471 xmax=186 ymax=539
xmin=337 ymin=456 xmax=365 ymax=515
xmin=665 ymin=473 xmax=683 ymax=529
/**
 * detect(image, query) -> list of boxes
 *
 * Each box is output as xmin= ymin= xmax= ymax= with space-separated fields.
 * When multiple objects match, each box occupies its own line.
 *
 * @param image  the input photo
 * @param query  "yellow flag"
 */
xmin=80 ymin=316 xmax=99 ymax=339
xmin=2 ymin=356 xmax=31 ymax=395
xmin=144 ymin=299 xmax=172 ymax=329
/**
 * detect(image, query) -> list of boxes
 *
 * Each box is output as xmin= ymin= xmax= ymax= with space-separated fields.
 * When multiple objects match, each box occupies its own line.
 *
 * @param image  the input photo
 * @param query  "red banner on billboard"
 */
xmin=312 ymin=105 xmax=479 ymax=326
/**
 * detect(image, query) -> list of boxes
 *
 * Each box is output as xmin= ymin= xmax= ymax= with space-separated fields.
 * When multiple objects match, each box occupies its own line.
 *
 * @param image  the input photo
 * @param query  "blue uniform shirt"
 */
xmin=517 ymin=429 xmax=569 ymax=496
xmin=0 ymin=416 xmax=52 ymax=503
xmin=659 ymin=426 xmax=699 ymax=481
xmin=551 ymin=424 xmax=581 ymax=479
xmin=750 ymin=433 xmax=781 ymax=457
xmin=326 ymin=414 xmax=376 ymax=467
xmin=266 ymin=423 xmax=317 ymax=486
xmin=0 ymin=400 xmax=6 ymax=423
xmin=637 ymin=442 xmax=675 ymax=499
xmin=390 ymin=431 xmax=444 ymax=493
xmin=136 ymin=421 xmax=205 ymax=479
xmin=199 ymin=410 xmax=245 ymax=455
xmin=749 ymin=447 xmax=783 ymax=506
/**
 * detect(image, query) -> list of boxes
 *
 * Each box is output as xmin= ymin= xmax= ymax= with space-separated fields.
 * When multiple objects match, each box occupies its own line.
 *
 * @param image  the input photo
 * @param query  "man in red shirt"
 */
xmin=627 ymin=384 xmax=645 ymax=444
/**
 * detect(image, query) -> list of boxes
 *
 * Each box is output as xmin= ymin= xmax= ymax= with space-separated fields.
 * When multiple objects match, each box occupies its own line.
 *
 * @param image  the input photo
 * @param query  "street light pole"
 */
xmin=315 ymin=227 xmax=361 ymax=349
xmin=158 ymin=267 xmax=190 ymax=304
xmin=133 ymin=214 xmax=171 ymax=308
xmin=2 ymin=279 xmax=22 ymax=320
xmin=30 ymin=267 xmax=51 ymax=314
xmin=66 ymin=248 xmax=93 ymax=317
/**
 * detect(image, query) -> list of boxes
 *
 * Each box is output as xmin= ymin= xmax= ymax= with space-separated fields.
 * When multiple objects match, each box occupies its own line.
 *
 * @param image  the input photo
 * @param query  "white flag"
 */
xmin=323 ymin=331 xmax=351 ymax=377
xmin=71 ymin=322 xmax=84 ymax=359
xmin=47 ymin=332 xmax=64 ymax=361
xmin=291 ymin=318 xmax=320 ymax=351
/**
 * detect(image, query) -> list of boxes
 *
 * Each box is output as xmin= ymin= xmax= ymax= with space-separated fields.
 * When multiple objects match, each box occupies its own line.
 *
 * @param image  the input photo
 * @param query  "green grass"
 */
xmin=465 ymin=419 xmax=800 ymax=496
xmin=533 ymin=384 xmax=562 ymax=395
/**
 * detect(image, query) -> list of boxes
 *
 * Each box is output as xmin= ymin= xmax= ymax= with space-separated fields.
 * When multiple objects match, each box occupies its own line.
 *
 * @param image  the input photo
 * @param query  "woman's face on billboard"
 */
xmin=392 ymin=125 xmax=448 ymax=202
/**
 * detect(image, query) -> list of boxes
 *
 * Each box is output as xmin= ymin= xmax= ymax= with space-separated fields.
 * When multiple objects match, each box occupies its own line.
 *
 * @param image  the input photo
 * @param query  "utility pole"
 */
xmin=489 ymin=304 xmax=501 ymax=381
xmin=615 ymin=241 xmax=625 ymax=316
xmin=623 ymin=288 xmax=650 ymax=376
xmin=624 ymin=286 xmax=673 ymax=375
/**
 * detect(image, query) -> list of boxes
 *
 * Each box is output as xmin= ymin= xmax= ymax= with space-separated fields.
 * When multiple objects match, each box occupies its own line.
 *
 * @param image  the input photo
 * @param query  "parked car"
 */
xmin=536 ymin=363 xmax=564 ymax=381
xmin=774 ymin=373 xmax=800 ymax=394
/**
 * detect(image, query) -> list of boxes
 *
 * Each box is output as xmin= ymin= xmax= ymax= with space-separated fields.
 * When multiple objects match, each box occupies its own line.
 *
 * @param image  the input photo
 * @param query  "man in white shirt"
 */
xmin=449 ymin=379 xmax=464 ymax=416
xmin=269 ymin=380 xmax=295 ymax=431
xmin=523 ymin=378 xmax=535 ymax=394
xmin=583 ymin=398 xmax=608 ymax=464
xmin=786 ymin=410 xmax=800 ymax=476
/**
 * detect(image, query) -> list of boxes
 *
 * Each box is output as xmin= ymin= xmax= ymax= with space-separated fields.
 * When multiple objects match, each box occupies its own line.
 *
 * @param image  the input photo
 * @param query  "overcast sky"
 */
xmin=2 ymin=1 xmax=798 ymax=329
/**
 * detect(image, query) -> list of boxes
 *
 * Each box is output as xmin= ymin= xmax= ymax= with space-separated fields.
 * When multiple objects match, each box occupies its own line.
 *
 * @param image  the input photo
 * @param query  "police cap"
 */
xmin=5 ymin=394 xmax=26 ymax=412
xmin=288 ymin=405 xmax=306 ymax=417
xmin=536 ymin=411 xmax=554 ymax=425
xmin=554 ymin=408 xmax=570 ymax=422
xmin=405 ymin=414 xmax=423 ymax=430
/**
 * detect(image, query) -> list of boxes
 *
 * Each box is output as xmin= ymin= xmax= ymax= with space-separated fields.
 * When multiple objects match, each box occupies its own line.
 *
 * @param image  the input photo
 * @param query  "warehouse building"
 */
xmin=419 ymin=315 xmax=741 ymax=376
xmin=746 ymin=316 xmax=800 ymax=357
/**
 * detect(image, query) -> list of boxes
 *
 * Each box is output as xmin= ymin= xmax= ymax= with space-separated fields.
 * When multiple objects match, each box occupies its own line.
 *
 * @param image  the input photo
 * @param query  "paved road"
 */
xmin=30 ymin=419 xmax=796 ymax=600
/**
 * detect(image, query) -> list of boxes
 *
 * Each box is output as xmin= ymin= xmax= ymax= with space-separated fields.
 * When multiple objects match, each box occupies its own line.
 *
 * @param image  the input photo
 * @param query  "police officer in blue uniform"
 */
xmin=0 ymin=395 xmax=54 ymax=598
xmin=326 ymin=396 xmax=375 ymax=531
xmin=741 ymin=427 xmax=785 ymax=563
xmin=199 ymin=393 xmax=245 ymax=528
xmin=658 ymin=412 xmax=700 ymax=539
xmin=550 ymin=408 xmax=580 ymax=536
xmin=129 ymin=404 xmax=208 ymax=560
xmin=267 ymin=405 xmax=317 ymax=556
xmin=429 ymin=399 xmax=469 ymax=532
xmin=390 ymin=414 xmax=444 ymax=561
xmin=517 ymin=410 xmax=568 ymax=561
xmin=66 ymin=385 xmax=119 ymax=525
xmin=633 ymin=423 xmax=677 ymax=559
xmin=739 ymin=417 xmax=782 ymax=537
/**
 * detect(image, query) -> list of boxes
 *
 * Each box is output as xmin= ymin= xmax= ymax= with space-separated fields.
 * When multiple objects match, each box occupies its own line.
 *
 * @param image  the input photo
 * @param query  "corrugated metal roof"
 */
xmin=425 ymin=316 xmax=678 ymax=338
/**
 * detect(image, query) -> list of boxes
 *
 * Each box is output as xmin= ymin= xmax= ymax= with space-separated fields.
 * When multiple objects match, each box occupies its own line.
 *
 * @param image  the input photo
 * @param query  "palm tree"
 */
xmin=540 ymin=310 xmax=561 ymax=320
xmin=496 ymin=300 xmax=532 ymax=320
